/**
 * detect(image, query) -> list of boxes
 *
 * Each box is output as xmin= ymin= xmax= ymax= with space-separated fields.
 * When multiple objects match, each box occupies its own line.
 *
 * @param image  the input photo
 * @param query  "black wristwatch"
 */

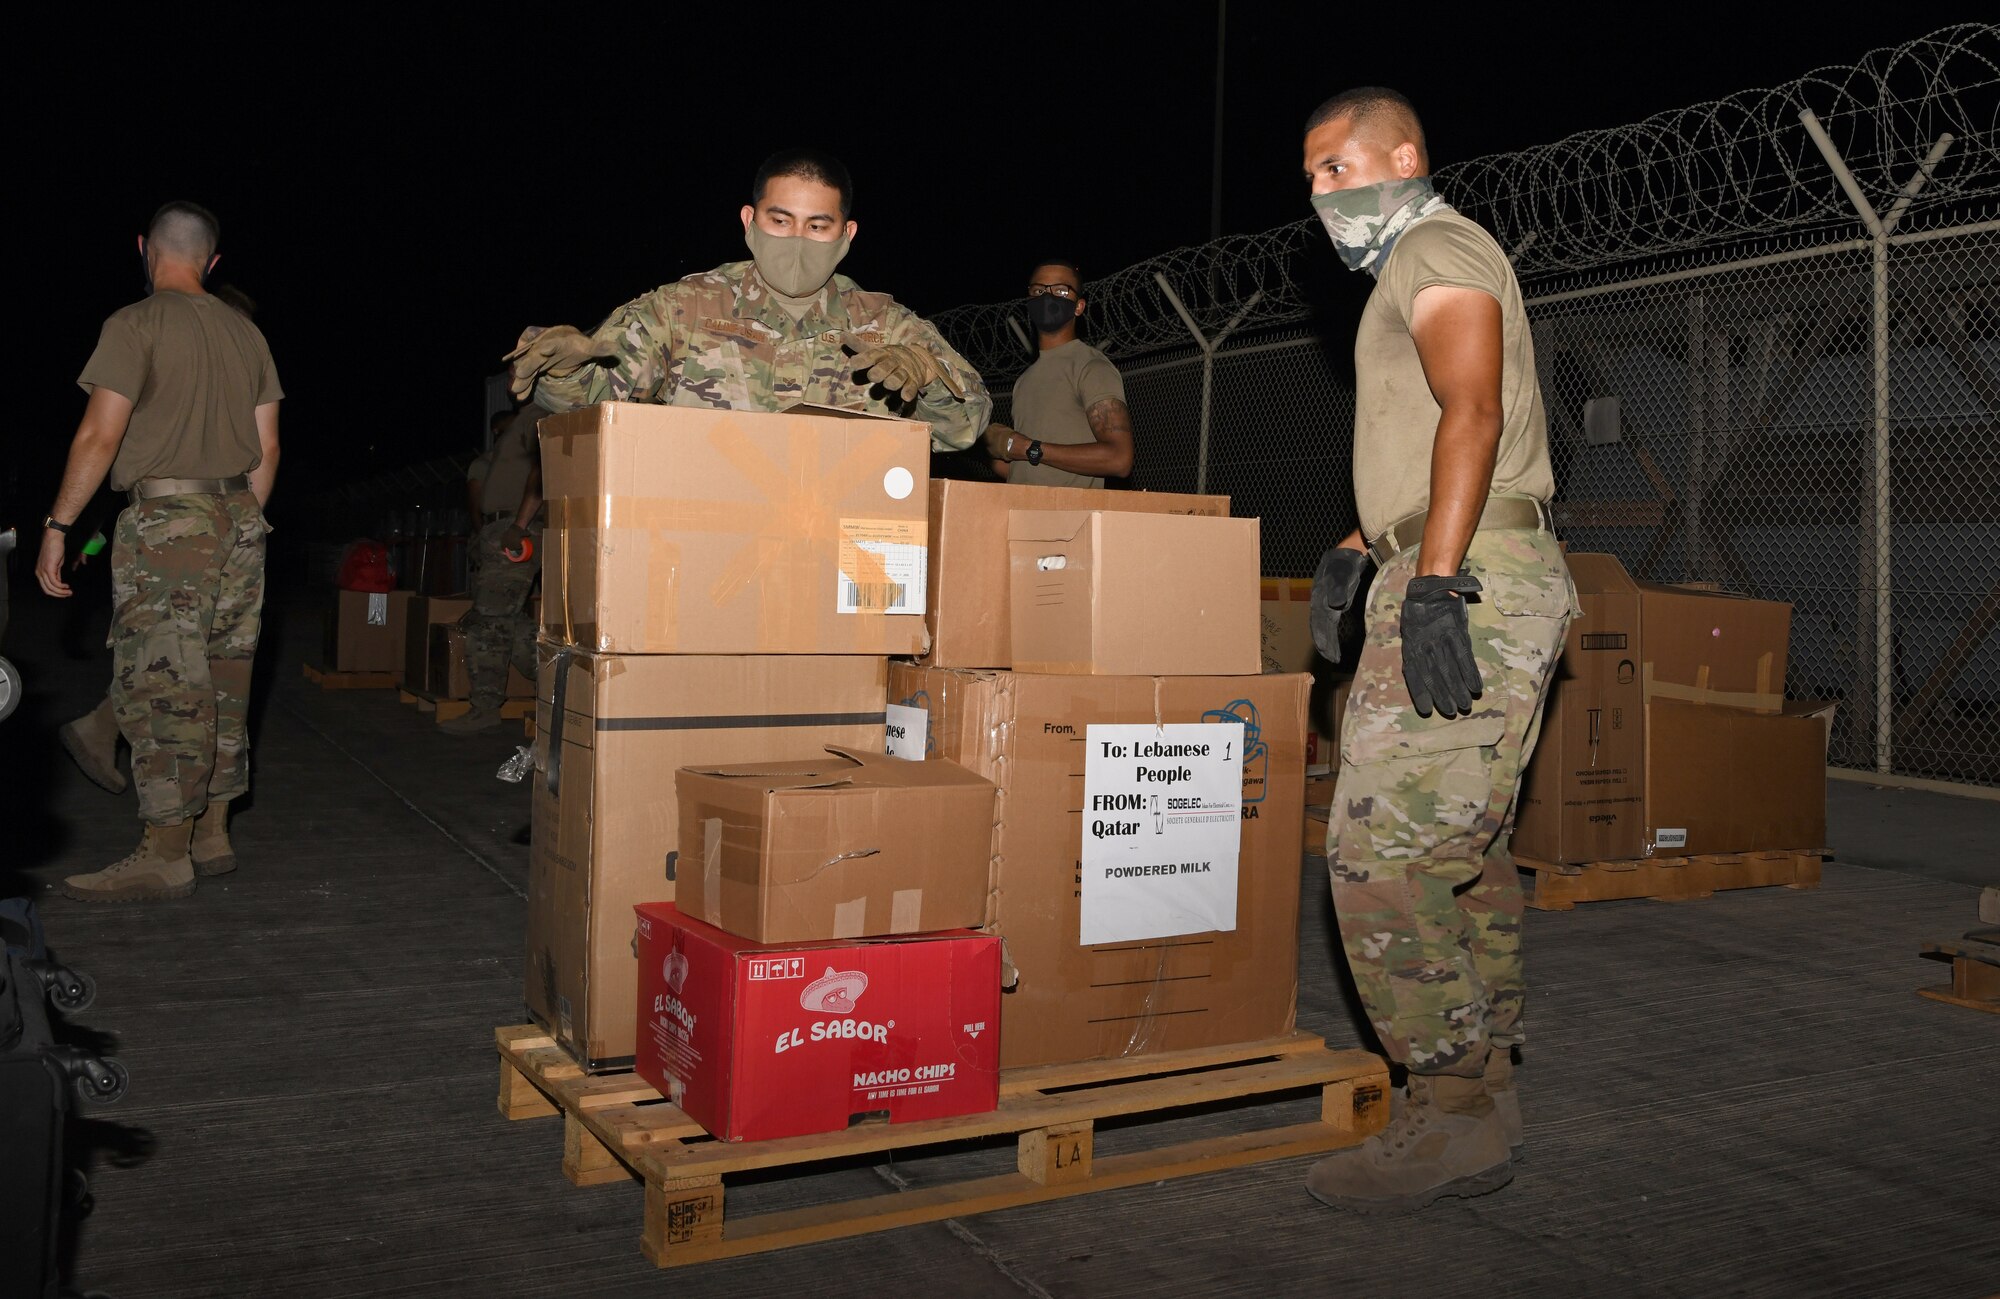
xmin=43 ymin=515 xmax=72 ymax=535
xmin=1025 ymin=440 xmax=1044 ymax=467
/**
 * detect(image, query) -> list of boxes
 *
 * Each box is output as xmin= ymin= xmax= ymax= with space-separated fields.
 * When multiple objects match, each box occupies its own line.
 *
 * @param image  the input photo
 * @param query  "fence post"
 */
xmin=1152 ymin=274 xmax=1264 ymax=496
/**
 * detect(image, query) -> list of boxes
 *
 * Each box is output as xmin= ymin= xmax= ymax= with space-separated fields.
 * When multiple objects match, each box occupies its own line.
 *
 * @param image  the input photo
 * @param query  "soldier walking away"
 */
xmin=442 ymin=404 xmax=545 ymax=735
xmin=982 ymin=259 xmax=1137 ymax=486
xmin=1296 ymin=89 xmax=1576 ymax=1211
xmin=506 ymin=149 xmax=990 ymax=450
xmin=35 ymin=201 xmax=283 ymax=902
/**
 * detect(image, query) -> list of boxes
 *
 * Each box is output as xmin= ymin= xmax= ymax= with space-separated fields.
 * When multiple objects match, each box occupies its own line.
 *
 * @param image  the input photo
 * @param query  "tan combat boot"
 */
xmin=62 ymin=822 xmax=196 ymax=903
xmin=440 ymin=702 xmax=503 ymax=735
xmin=1306 ymin=1073 xmax=1514 ymax=1213
xmin=1486 ymin=1047 xmax=1523 ymax=1157
xmin=191 ymin=800 xmax=237 ymax=877
xmin=59 ymin=698 xmax=127 ymax=794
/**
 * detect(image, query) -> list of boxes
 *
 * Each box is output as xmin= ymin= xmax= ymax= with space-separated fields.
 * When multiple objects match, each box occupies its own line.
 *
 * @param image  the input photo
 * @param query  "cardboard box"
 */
xmin=1645 ymin=698 xmax=1827 ymax=855
xmin=891 ymin=663 xmax=1305 ymax=1069
xmin=537 ymin=402 xmax=932 ymax=655
xmin=527 ymin=648 xmax=889 ymax=1070
xmin=324 ymin=590 xmax=413 ymax=674
xmin=634 ymin=903 xmax=1001 ymax=1143
xmin=425 ymin=625 xmax=534 ymax=701
xmin=1007 ymin=511 xmax=1261 ymax=676
xmin=1637 ymin=581 xmax=1791 ymax=712
xmin=675 ymin=748 xmax=998 ymax=944
xmin=924 ymin=479 xmax=1230 ymax=669
xmin=403 ymin=595 xmax=472 ymax=693
xmin=1260 ymin=577 xmax=1340 ymax=768
xmin=1513 ymin=554 xmax=1646 ymax=863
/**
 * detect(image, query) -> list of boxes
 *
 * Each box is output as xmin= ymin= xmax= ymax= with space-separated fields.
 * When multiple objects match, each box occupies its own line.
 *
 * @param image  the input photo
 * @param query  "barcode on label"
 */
xmin=843 ymin=579 xmax=908 ymax=612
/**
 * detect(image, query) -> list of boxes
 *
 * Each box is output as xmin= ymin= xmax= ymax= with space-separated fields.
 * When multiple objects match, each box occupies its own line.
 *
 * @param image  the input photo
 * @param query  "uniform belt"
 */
xmin=1366 ymin=495 xmax=1552 ymax=568
xmin=130 ymin=474 xmax=251 ymax=504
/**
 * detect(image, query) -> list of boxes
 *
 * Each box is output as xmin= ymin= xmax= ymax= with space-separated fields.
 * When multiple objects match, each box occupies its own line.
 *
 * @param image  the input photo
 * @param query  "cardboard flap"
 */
xmin=1007 ymin=509 xmax=1093 ymax=545
xmin=1563 ymin=553 xmax=1640 ymax=595
xmin=778 ymin=401 xmax=909 ymax=423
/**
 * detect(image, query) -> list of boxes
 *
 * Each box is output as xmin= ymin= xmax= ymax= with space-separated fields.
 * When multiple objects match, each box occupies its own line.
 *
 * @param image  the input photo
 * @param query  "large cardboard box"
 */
xmin=1645 ymin=698 xmax=1827 ymax=855
xmin=1007 ymin=511 xmax=1260 ymax=677
xmin=891 ymin=663 xmax=1305 ymax=1069
xmin=634 ymin=903 xmax=1001 ymax=1143
xmin=403 ymin=595 xmax=471 ymax=693
xmin=425 ymin=625 xmax=534 ymax=701
xmin=527 ymin=648 xmax=889 ymax=1069
xmin=1637 ymin=582 xmax=1791 ymax=712
xmin=325 ymin=590 xmax=412 ymax=674
xmin=538 ymin=402 xmax=932 ymax=655
xmin=924 ymin=480 xmax=1230 ymax=669
xmin=1260 ymin=577 xmax=1340 ymax=768
xmin=1513 ymin=554 xmax=1646 ymax=863
xmin=675 ymin=748 xmax=998 ymax=944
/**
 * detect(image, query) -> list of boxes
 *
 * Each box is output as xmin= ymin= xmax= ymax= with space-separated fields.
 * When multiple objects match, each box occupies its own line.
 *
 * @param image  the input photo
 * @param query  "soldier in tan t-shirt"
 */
xmin=36 ymin=201 xmax=282 ymax=903
xmin=1293 ymin=89 xmax=1577 ymax=1214
xmin=982 ymin=260 xmax=1136 ymax=487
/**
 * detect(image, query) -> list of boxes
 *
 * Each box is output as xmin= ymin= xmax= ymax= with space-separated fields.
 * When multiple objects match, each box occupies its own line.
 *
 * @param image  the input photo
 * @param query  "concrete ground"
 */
xmin=4 ymin=588 xmax=1996 ymax=1299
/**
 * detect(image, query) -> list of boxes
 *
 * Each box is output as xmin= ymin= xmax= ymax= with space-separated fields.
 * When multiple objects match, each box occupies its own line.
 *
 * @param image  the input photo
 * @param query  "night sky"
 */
xmin=8 ymin=5 xmax=1972 ymax=512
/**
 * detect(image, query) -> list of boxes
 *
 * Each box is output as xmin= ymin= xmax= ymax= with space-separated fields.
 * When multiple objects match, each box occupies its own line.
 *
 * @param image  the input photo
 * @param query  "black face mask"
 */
xmin=1026 ymin=292 xmax=1077 ymax=334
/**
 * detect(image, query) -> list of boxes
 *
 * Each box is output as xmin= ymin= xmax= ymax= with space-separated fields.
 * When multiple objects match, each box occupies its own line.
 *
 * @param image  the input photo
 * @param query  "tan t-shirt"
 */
xmin=77 ymin=291 xmax=283 ymax=491
xmin=1007 ymin=339 xmax=1126 ymax=489
xmin=470 ymin=405 xmax=544 ymax=516
xmin=1351 ymin=212 xmax=1553 ymax=540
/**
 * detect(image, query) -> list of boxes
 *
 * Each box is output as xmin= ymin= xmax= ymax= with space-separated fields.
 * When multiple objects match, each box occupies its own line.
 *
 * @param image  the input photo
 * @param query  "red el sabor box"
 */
xmin=633 ymin=903 xmax=1001 ymax=1143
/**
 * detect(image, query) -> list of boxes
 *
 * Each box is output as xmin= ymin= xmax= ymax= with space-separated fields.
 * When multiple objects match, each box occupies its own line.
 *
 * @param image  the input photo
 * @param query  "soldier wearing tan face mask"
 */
xmin=506 ymin=149 xmax=990 ymax=452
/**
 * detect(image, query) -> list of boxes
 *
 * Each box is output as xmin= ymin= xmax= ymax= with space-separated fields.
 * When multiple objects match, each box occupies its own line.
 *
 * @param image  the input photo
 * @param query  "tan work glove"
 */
xmin=982 ymin=422 xmax=1020 ymax=459
xmin=503 ymin=325 xmax=619 ymax=400
xmin=842 ymin=333 xmax=966 ymax=403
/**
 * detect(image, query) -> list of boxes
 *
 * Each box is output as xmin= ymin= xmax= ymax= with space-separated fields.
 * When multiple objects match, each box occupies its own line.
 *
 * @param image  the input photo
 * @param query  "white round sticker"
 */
xmin=883 ymin=466 xmax=915 ymax=500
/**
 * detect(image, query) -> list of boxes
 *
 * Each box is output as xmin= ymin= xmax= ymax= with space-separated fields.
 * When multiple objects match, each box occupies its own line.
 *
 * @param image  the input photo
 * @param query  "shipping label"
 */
xmin=837 ymin=518 xmax=926 ymax=615
xmin=1079 ymin=722 xmax=1244 ymax=944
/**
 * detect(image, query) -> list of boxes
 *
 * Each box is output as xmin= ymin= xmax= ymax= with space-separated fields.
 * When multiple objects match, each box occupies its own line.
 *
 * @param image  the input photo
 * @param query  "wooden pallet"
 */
xmin=1917 ymin=931 xmax=2000 ymax=1014
xmin=398 ymin=687 xmax=534 ymax=724
xmin=1517 ymin=849 xmax=1824 ymax=911
xmin=301 ymin=662 xmax=398 ymax=690
xmin=496 ymin=1023 xmax=1388 ymax=1268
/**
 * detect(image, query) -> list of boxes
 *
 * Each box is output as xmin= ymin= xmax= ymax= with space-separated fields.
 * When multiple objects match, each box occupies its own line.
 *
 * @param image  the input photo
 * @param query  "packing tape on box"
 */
xmin=832 ymin=897 xmax=867 ymax=939
xmin=543 ymin=647 xmax=576 ymax=796
xmin=701 ymin=818 xmax=724 ymax=926
xmin=890 ymin=888 xmax=923 ymax=933
xmin=1641 ymin=663 xmax=1782 ymax=714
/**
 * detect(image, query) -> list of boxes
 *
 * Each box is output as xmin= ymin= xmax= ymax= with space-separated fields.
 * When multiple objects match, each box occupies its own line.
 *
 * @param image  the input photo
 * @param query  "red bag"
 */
xmin=336 ymin=540 xmax=394 ymax=593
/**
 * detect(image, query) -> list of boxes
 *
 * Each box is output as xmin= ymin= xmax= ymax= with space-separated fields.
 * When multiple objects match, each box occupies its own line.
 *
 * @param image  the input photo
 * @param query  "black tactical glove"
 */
xmin=1310 ymin=547 xmax=1371 ymax=663
xmin=1401 ymin=573 xmax=1484 ymax=719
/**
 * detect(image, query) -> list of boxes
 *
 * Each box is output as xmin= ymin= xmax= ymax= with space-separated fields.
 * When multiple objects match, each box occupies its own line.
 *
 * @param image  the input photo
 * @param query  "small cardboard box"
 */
xmin=424 ymin=625 xmax=534 ymax=701
xmin=1645 ymin=698 xmax=1827 ymax=855
xmin=633 ymin=903 xmax=1001 ymax=1143
xmin=527 ymin=648 xmax=889 ymax=1070
xmin=892 ymin=663 xmax=1305 ymax=1069
xmin=1260 ymin=577 xmax=1339 ymax=769
xmin=675 ymin=748 xmax=998 ymax=945
xmin=1513 ymin=554 xmax=1647 ymax=863
xmin=404 ymin=595 xmax=472 ymax=693
xmin=537 ymin=402 xmax=932 ymax=655
xmin=924 ymin=480 xmax=1230 ymax=669
xmin=325 ymin=590 xmax=413 ymax=675
xmin=1007 ymin=511 xmax=1261 ymax=676
xmin=1637 ymin=582 xmax=1791 ymax=712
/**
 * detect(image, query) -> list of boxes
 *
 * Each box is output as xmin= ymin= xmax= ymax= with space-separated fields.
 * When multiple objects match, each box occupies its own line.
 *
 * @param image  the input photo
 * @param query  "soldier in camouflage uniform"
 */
xmin=442 ymin=405 xmax=543 ymax=735
xmin=508 ymin=149 xmax=989 ymax=448
xmin=1297 ymin=90 xmax=1577 ymax=1211
xmin=35 ymin=201 xmax=282 ymax=902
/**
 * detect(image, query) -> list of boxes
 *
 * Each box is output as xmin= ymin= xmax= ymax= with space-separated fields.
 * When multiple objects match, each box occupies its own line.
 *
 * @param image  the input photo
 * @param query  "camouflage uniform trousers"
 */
xmin=109 ymin=490 xmax=269 ymax=827
xmin=463 ymin=518 xmax=540 ymax=709
xmin=1325 ymin=526 xmax=1576 ymax=1079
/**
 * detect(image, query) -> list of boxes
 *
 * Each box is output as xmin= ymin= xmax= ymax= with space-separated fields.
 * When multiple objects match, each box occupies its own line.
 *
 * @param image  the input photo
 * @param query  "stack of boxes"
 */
xmin=1513 ymin=552 xmax=1831 ymax=863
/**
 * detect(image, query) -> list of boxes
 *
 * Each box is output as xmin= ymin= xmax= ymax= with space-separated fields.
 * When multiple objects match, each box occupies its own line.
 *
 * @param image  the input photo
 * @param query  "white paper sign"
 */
xmin=1080 ymin=722 xmax=1244 ymax=944
xmin=885 ymin=703 xmax=928 ymax=760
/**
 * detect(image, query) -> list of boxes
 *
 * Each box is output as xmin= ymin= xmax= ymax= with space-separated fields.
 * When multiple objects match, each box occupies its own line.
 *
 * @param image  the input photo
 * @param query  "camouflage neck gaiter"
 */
xmin=1311 ymin=177 xmax=1451 ymax=278
xmin=745 ymin=225 xmax=851 ymax=298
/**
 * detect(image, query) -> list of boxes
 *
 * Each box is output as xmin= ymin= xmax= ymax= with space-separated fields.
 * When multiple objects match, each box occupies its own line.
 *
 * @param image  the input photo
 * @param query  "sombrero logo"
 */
xmin=800 ymin=966 xmax=869 ymax=1015
xmin=663 ymin=949 xmax=690 ymax=995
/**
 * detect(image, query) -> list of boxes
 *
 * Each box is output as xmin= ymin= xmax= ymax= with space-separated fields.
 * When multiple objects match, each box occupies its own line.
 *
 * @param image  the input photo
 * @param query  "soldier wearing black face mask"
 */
xmin=984 ymin=260 xmax=1136 ymax=487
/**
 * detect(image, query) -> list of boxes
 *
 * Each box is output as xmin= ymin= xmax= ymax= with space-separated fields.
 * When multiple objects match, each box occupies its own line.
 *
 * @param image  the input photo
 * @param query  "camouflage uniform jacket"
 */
xmin=532 ymin=260 xmax=989 ymax=451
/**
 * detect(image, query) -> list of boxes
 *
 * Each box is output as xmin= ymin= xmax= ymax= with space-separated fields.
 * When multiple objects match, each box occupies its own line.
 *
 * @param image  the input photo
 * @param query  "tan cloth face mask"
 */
xmin=745 ymin=224 xmax=851 ymax=297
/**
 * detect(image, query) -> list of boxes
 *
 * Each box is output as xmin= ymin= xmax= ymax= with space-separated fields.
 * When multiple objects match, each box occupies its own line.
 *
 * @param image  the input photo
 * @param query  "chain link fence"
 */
xmin=936 ymin=23 xmax=2000 ymax=785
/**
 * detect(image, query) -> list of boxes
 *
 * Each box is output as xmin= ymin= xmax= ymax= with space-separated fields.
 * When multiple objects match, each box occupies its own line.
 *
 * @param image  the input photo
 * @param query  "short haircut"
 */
xmin=1303 ymin=87 xmax=1428 ymax=167
xmin=148 ymin=200 xmax=221 ymax=263
xmin=751 ymin=149 xmax=854 ymax=219
xmin=1029 ymin=258 xmax=1083 ymax=285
